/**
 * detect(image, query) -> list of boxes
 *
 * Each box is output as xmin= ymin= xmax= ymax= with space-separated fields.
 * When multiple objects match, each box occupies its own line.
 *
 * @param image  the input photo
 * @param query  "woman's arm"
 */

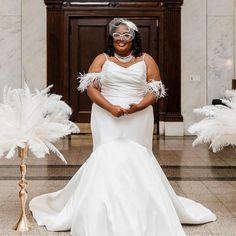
xmin=85 ymin=54 xmax=127 ymax=117
xmin=126 ymin=54 xmax=163 ymax=114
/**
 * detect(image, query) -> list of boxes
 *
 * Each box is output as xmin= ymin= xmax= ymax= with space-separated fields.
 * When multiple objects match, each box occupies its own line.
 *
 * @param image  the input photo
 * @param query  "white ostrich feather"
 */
xmin=210 ymin=134 xmax=236 ymax=152
xmin=224 ymin=89 xmax=236 ymax=102
xmin=77 ymin=72 xmax=103 ymax=92
xmin=0 ymin=84 xmax=80 ymax=163
xmin=43 ymin=141 xmax=67 ymax=163
xmin=188 ymin=90 xmax=236 ymax=152
xmin=193 ymin=105 xmax=228 ymax=117
xmin=146 ymin=80 xmax=167 ymax=99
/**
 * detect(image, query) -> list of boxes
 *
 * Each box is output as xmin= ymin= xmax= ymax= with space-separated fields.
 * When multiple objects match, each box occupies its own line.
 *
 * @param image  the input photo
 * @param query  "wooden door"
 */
xmin=70 ymin=17 xmax=159 ymax=123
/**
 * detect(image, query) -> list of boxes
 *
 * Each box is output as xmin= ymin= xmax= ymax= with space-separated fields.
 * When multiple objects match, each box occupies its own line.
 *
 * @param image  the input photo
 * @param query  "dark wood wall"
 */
xmin=44 ymin=0 xmax=184 ymax=127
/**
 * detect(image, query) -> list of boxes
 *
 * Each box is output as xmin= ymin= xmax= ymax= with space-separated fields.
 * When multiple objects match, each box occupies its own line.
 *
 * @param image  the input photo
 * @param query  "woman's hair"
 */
xmin=104 ymin=31 xmax=143 ymax=58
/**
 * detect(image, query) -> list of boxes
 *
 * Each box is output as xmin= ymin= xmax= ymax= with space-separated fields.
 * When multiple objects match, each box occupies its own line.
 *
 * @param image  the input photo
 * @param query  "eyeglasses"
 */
xmin=112 ymin=32 xmax=134 ymax=41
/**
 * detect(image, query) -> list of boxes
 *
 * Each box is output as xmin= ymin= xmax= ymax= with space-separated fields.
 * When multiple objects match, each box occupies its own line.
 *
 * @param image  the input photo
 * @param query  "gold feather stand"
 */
xmin=13 ymin=146 xmax=32 ymax=232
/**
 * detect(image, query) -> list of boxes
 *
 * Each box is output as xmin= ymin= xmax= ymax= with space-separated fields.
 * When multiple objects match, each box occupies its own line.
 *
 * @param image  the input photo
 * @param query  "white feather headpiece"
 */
xmin=109 ymin=18 xmax=138 ymax=37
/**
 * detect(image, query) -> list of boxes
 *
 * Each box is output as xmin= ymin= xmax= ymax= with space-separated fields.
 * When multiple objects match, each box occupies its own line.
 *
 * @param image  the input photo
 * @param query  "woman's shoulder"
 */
xmin=142 ymin=53 xmax=158 ymax=66
xmin=141 ymin=53 xmax=154 ymax=61
xmin=90 ymin=53 xmax=107 ymax=68
xmin=88 ymin=53 xmax=107 ymax=72
xmin=93 ymin=53 xmax=107 ymax=62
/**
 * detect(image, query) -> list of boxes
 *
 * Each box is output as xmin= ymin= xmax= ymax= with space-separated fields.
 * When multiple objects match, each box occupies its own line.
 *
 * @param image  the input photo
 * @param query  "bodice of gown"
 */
xmin=100 ymin=60 xmax=147 ymax=101
xmin=91 ymin=59 xmax=154 ymax=151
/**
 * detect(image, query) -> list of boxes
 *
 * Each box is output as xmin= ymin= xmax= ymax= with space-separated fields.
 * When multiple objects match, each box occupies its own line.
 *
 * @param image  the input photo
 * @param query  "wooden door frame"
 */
xmin=44 ymin=0 xmax=184 ymax=125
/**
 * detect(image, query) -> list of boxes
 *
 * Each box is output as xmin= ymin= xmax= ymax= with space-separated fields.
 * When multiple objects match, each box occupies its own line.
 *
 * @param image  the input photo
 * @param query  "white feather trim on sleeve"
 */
xmin=146 ymin=80 xmax=167 ymax=99
xmin=77 ymin=72 xmax=103 ymax=92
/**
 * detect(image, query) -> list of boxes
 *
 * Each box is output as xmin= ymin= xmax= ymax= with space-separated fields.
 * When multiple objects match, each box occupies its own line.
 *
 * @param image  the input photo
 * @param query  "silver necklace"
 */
xmin=114 ymin=52 xmax=134 ymax=63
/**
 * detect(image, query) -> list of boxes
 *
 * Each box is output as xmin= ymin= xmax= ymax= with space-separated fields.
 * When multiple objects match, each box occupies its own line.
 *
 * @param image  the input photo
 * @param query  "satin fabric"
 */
xmin=29 ymin=57 xmax=216 ymax=236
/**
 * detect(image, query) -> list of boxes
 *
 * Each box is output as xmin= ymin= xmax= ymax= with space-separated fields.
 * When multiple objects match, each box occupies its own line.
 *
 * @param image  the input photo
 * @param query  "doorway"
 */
xmin=69 ymin=17 xmax=160 ymax=125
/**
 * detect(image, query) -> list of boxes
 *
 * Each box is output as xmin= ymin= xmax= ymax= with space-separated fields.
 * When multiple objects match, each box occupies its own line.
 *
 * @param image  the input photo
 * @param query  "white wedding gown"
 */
xmin=30 ymin=57 xmax=216 ymax=236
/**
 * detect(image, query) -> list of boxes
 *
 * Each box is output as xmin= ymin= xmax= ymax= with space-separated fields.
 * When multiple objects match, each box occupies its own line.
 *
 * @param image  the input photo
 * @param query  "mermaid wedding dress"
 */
xmin=29 ymin=55 xmax=216 ymax=236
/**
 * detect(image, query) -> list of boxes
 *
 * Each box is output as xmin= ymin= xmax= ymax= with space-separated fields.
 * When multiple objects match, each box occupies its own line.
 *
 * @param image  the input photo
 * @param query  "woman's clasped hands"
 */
xmin=108 ymin=103 xmax=141 ymax=117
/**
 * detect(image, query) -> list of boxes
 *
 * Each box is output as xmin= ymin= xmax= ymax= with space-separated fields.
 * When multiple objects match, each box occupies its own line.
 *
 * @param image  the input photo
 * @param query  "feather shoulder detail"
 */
xmin=77 ymin=72 xmax=103 ymax=92
xmin=146 ymin=80 xmax=167 ymax=99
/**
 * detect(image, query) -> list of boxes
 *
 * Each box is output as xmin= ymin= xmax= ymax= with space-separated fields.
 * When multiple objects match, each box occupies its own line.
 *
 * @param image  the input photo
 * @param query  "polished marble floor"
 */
xmin=0 ymin=135 xmax=236 ymax=236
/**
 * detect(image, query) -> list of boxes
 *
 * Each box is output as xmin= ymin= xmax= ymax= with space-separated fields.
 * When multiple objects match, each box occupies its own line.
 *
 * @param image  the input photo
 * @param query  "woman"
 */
xmin=30 ymin=18 xmax=216 ymax=236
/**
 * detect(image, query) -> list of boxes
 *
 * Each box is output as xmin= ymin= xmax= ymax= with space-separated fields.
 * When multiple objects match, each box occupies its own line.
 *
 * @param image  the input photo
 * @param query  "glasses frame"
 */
xmin=112 ymin=32 xmax=134 ymax=41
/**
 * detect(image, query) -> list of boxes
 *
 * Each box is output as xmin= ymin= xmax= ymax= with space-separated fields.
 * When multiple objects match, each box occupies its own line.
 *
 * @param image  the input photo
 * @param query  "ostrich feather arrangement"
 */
xmin=188 ymin=89 xmax=236 ymax=152
xmin=0 ymin=84 xmax=80 ymax=163
xmin=0 ymin=83 xmax=80 ymax=232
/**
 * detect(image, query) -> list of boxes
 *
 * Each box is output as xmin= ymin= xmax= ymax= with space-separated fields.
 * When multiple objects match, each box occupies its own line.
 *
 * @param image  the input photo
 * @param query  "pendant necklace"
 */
xmin=114 ymin=51 xmax=134 ymax=63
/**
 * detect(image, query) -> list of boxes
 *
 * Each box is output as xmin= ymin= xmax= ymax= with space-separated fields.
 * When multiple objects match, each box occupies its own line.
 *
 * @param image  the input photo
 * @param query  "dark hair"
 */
xmin=104 ymin=31 xmax=143 ymax=58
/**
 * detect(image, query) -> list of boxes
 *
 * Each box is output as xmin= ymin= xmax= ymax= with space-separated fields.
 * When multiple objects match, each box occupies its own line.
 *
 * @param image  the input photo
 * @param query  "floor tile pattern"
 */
xmin=0 ymin=136 xmax=236 ymax=235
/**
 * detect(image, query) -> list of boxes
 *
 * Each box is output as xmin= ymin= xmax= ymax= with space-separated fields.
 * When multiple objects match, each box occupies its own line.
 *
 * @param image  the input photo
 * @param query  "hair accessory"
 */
xmin=109 ymin=18 xmax=138 ymax=39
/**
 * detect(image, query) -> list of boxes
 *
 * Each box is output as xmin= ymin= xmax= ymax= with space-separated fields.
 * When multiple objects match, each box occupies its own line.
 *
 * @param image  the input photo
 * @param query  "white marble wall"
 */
xmin=207 ymin=0 xmax=234 ymax=103
xmin=22 ymin=0 xmax=46 ymax=89
xmin=235 ymin=0 xmax=236 ymax=83
xmin=0 ymin=0 xmax=46 ymax=102
xmin=182 ymin=0 xmax=236 ymax=134
xmin=181 ymin=0 xmax=207 ymax=134
xmin=0 ymin=0 xmax=21 ymax=100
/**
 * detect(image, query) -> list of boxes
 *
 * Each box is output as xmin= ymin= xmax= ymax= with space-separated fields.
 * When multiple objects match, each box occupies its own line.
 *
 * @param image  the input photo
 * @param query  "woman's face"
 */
xmin=113 ymin=24 xmax=133 ymax=56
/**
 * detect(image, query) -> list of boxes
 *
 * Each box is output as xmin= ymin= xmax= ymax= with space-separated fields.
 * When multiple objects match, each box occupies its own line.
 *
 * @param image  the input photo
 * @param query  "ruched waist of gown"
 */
xmin=101 ymin=86 xmax=146 ymax=98
xmin=102 ymin=95 xmax=144 ymax=109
